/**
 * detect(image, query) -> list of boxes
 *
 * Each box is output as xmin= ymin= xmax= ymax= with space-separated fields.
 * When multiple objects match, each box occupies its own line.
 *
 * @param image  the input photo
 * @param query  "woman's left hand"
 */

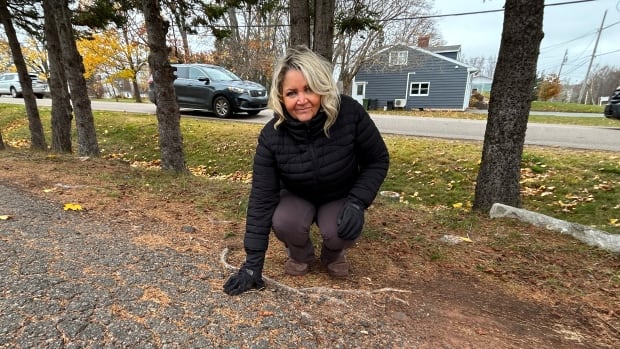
xmin=337 ymin=198 xmax=365 ymax=240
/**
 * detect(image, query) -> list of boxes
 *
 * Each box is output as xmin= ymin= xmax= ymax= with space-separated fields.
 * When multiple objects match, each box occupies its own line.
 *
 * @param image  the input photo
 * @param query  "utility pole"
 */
xmin=557 ymin=49 xmax=567 ymax=79
xmin=577 ymin=10 xmax=607 ymax=104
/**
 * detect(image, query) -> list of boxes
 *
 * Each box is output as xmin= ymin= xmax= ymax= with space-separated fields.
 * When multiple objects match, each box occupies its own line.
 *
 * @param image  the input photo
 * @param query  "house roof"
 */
xmin=377 ymin=44 xmax=478 ymax=73
xmin=427 ymin=45 xmax=461 ymax=54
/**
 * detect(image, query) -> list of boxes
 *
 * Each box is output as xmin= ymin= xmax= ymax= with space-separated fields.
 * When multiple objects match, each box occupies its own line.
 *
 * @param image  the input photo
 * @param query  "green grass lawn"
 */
xmin=1 ymin=103 xmax=618 ymax=235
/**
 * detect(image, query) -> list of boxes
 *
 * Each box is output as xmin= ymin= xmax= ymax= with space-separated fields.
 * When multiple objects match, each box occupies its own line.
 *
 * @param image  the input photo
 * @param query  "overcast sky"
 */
xmin=431 ymin=0 xmax=620 ymax=83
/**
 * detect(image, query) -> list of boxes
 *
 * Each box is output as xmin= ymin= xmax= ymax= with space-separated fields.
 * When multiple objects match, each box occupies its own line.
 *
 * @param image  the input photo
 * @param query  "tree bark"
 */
xmin=473 ymin=0 xmax=545 ymax=211
xmin=0 ymin=0 xmax=47 ymax=150
xmin=313 ymin=0 xmax=335 ymax=61
xmin=48 ymin=0 xmax=99 ymax=157
xmin=43 ymin=0 xmax=73 ymax=153
xmin=142 ymin=0 xmax=187 ymax=173
xmin=288 ymin=0 xmax=310 ymax=47
xmin=0 ymin=129 xmax=5 ymax=150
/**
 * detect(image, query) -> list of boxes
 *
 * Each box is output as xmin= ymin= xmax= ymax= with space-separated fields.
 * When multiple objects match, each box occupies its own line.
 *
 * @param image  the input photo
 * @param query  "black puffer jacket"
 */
xmin=244 ymin=95 xmax=389 ymax=253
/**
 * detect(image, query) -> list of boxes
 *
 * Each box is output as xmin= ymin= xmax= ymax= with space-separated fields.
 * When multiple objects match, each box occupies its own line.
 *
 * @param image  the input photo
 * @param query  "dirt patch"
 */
xmin=0 ymin=151 xmax=618 ymax=348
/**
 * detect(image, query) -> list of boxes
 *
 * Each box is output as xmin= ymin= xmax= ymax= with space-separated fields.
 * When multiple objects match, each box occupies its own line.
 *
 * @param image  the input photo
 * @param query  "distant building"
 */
xmin=353 ymin=38 xmax=478 ymax=111
xmin=472 ymin=76 xmax=493 ymax=94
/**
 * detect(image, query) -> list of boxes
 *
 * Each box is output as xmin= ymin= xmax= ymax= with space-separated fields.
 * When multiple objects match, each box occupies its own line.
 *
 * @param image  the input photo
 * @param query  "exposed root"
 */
xmin=220 ymin=248 xmax=412 ymax=303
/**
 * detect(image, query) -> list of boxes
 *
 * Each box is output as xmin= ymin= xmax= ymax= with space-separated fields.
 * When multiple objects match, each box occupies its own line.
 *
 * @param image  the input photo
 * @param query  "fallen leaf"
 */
xmin=259 ymin=311 xmax=274 ymax=317
xmin=452 ymin=202 xmax=463 ymax=209
xmin=460 ymin=236 xmax=473 ymax=243
xmin=43 ymin=188 xmax=56 ymax=193
xmin=0 ymin=215 xmax=12 ymax=220
xmin=63 ymin=203 xmax=83 ymax=211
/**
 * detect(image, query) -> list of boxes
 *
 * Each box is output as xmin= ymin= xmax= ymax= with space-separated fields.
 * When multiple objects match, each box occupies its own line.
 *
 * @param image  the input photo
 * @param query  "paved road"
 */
xmin=2 ymin=97 xmax=618 ymax=152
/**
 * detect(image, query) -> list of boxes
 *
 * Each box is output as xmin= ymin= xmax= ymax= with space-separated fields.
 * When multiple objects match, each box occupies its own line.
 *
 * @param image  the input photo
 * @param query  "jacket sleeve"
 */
xmin=243 ymin=127 xmax=281 ymax=256
xmin=349 ymin=101 xmax=390 ymax=207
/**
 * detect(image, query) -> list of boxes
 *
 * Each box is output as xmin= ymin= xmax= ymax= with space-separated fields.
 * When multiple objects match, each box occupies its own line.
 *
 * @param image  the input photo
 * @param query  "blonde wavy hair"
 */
xmin=269 ymin=45 xmax=340 ymax=135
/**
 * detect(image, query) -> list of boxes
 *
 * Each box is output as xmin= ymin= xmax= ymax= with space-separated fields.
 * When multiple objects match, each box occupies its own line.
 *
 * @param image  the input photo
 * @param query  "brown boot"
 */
xmin=284 ymin=259 xmax=309 ymax=276
xmin=324 ymin=253 xmax=349 ymax=277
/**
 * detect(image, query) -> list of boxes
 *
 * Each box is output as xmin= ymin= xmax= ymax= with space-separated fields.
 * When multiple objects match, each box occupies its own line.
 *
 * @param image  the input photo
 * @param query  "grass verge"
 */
xmin=1 ymin=104 xmax=619 ymax=234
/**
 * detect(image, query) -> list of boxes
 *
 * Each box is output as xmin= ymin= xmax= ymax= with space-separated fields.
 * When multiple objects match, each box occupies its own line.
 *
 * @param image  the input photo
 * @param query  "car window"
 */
xmin=189 ymin=67 xmax=208 ymax=80
xmin=175 ymin=66 xmax=189 ymax=79
xmin=203 ymin=67 xmax=240 ymax=81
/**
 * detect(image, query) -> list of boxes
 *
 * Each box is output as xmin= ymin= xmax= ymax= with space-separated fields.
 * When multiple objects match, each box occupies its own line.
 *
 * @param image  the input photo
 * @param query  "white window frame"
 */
xmin=354 ymin=82 xmax=366 ymax=97
xmin=409 ymin=82 xmax=430 ymax=96
xmin=389 ymin=51 xmax=408 ymax=66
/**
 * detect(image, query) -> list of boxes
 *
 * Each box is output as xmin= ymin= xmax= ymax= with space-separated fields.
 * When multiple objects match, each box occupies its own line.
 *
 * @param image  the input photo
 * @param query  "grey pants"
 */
xmin=272 ymin=191 xmax=356 ymax=264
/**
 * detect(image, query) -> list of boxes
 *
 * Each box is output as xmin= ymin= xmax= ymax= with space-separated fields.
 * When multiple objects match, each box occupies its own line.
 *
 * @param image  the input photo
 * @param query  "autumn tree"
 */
xmin=115 ymin=14 xmax=150 ymax=102
xmin=76 ymin=30 xmax=117 ymax=97
xmin=76 ymin=23 xmax=149 ymax=101
xmin=0 ymin=0 xmax=46 ymax=150
xmin=473 ymin=0 xmax=544 ymax=211
xmin=20 ymin=37 xmax=49 ymax=77
xmin=537 ymin=73 xmax=561 ymax=101
xmin=334 ymin=0 xmax=436 ymax=95
xmin=587 ymin=65 xmax=620 ymax=105
xmin=0 ymin=36 xmax=11 ymax=68
xmin=142 ymin=0 xmax=186 ymax=172
xmin=210 ymin=0 xmax=287 ymax=87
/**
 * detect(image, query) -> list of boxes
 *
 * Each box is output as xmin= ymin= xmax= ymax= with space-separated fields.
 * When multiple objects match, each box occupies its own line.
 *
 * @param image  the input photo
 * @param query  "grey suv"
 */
xmin=603 ymin=86 xmax=620 ymax=120
xmin=0 ymin=73 xmax=47 ymax=98
xmin=148 ymin=64 xmax=268 ymax=118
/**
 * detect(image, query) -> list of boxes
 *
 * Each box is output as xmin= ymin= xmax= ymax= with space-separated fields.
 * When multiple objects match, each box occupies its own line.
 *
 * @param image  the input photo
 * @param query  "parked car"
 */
xmin=604 ymin=86 xmax=620 ymax=120
xmin=0 ymin=72 xmax=47 ymax=99
xmin=148 ymin=63 xmax=268 ymax=118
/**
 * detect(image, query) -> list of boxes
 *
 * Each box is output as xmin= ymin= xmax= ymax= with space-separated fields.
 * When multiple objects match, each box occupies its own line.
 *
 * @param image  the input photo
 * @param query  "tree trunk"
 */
xmin=313 ymin=0 xmax=335 ymax=61
xmin=0 ymin=129 xmax=5 ymax=150
xmin=121 ymin=27 xmax=143 ymax=103
xmin=48 ymin=0 xmax=99 ymax=157
xmin=142 ymin=0 xmax=187 ymax=173
xmin=131 ymin=77 xmax=142 ymax=103
xmin=0 ymin=0 xmax=47 ymax=150
xmin=289 ymin=0 xmax=310 ymax=47
xmin=43 ymin=0 xmax=73 ymax=153
xmin=473 ymin=0 xmax=545 ymax=211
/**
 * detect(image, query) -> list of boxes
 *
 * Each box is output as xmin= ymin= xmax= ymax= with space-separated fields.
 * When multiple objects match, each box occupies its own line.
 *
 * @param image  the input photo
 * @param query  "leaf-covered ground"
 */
xmin=0 ymin=151 xmax=618 ymax=348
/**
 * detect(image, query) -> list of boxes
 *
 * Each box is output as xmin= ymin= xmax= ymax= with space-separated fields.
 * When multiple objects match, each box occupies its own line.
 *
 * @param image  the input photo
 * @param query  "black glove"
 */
xmin=223 ymin=249 xmax=265 ymax=296
xmin=223 ymin=265 xmax=265 ymax=296
xmin=337 ymin=197 xmax=365 ymax=240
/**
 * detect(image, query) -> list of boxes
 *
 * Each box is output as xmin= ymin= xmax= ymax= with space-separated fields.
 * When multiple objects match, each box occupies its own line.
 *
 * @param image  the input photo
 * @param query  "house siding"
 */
xmin=355 ymin=45 xmax=474 ymax=110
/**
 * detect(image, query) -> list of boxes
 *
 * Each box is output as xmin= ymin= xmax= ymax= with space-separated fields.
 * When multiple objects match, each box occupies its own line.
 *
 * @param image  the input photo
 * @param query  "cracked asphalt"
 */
xmin=0 ymin=182 xmax=414 ymax=348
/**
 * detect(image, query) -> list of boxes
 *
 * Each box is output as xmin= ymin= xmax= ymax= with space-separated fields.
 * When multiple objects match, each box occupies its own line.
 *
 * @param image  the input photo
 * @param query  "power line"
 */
xmin=596 ymin=48 xmax=620 ymax=57
xmin=198 ymin=0 xmax=598 ymax=29
xmin=539 ymin=30 xmax=597 ymax=52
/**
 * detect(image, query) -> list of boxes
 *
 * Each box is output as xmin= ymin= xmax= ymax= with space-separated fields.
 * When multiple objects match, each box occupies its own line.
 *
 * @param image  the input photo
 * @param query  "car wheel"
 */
xmin=213 ymin=96 xmax=232 ymax=118
xmin=35 ymin=94 xmax=43 ymax=99
xmin=10 ymin=87 xmax=19 ymax=98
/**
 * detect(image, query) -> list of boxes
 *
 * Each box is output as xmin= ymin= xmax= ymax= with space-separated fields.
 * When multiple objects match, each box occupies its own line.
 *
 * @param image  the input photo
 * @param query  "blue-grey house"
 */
xmin=352 ymin=43 xmax=478 ymax=111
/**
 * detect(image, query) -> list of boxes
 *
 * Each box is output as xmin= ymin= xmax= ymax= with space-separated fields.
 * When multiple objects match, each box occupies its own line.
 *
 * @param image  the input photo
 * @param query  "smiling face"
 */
xmin=281 ymin=69 xmax=321 ymax=122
